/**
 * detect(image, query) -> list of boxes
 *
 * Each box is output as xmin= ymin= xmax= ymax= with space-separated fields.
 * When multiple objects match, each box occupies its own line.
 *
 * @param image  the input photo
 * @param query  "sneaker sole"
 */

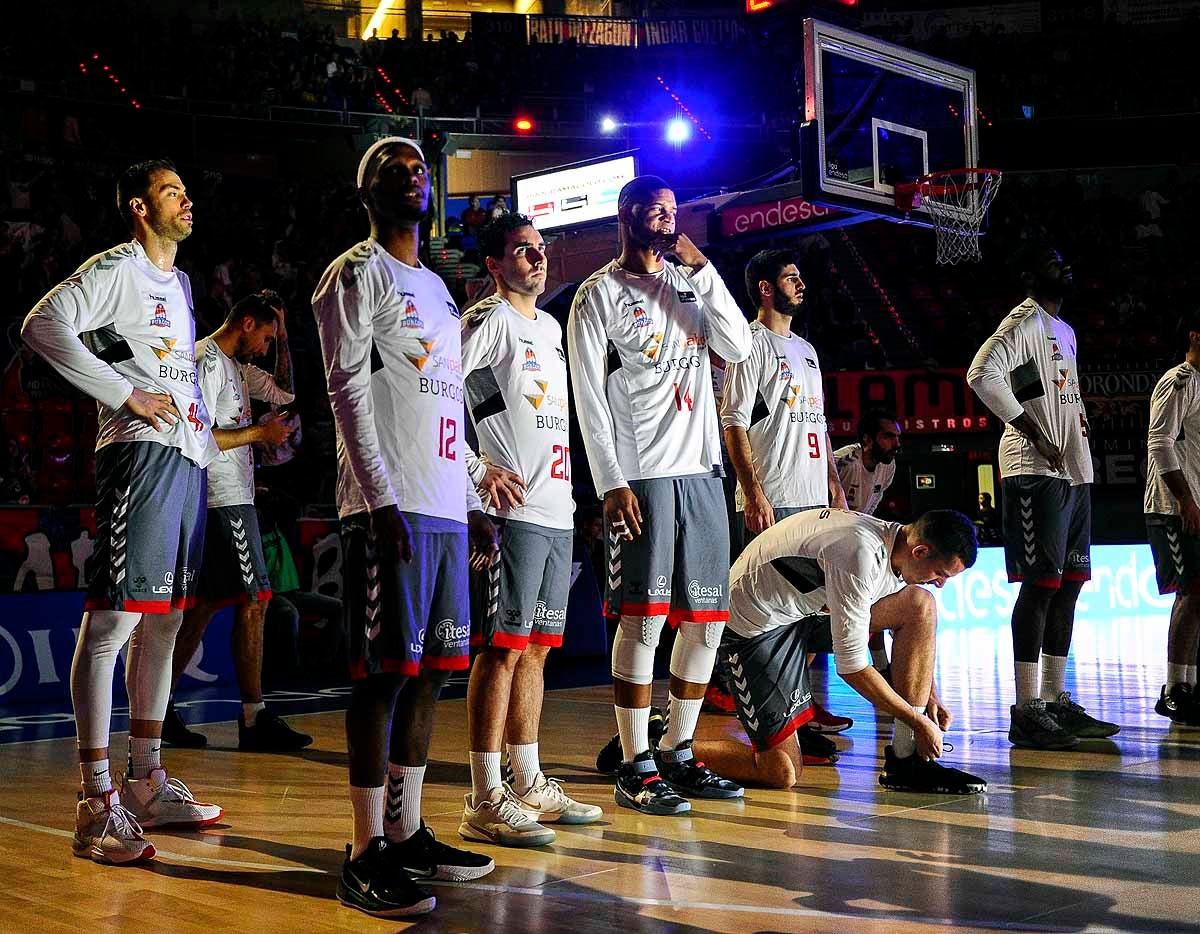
xmin=404 ymin=861 xmax=495 ymax=882
xmin=336 ymin=883 xmax=436 ymax=917
xmin=663 ymin=782 xmax=744 ymax=800
xmin=137 ymin=808 xmax=225 ymax=829
xmin=1008 ymin=731 xmax=1079 ymax=750
xmin=1155 ymin=701 xmax=1189 ymax=723
xmin=615 ymin=789 xmax=690 ymax=815
xmin=457 ymin=821 xmax=556 ymax=848
xmin=1065 ymin=725 xmax=1121 ymax=739
xmin=72 ymin=839 xmax=156 ymax=864
xmin=807 ymin=721 xmax=853 ymax=734
xmin=879 ymin=776 xmax=987 ymax=795
xmin=522 ymin=808 xmax=604 ymax=825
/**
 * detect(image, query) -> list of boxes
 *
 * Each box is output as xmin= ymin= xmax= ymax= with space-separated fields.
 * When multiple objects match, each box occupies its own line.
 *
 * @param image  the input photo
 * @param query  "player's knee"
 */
xmin=80 ymin=609 xmax=142 ymax=656
xmin=523 ymin=642 xmax=552 ymax=666
xmin=755 ymin=746 xmax=798 ymax=789
xmin=669 ymin=621 xmax=722 ymax=684
xmin=612 ymin=615 xmax=664 ymax=684
xmin=417 ymin=667 xmax=452 ymax=691
xmin=482 ymin=644 xmax=523 ymax=671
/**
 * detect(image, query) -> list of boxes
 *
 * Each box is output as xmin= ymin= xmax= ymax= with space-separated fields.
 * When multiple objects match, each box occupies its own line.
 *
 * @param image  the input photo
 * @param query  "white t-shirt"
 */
xmin=197 ymin=338 xmax=295 ymax=508
xmin=312 ymin=239 xmax=482 ymax=523
xmin=1145 ymin=362 xmax=1200 ymax=515
xmin=721 ymin=322 xmax=830 ymax=511
xmin=966 ymin=299 xmax=1093 ymax=484
xmin=728 ymin=509 xmax=905 ymax=675
xmin=567 ymin=259 xmax=752 ymax=496
xmin=21 ymin=239 xmax=218 ymax=468
xmin=461 ymin=294 xmax=573 ymax=530
xmin=833 ymin=443 xmax=896 ymax=515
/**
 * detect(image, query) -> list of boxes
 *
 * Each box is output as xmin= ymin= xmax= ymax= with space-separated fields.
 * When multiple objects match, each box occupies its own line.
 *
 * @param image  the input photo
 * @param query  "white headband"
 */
xmin=356 ymin=136 xmax=426 ymax=189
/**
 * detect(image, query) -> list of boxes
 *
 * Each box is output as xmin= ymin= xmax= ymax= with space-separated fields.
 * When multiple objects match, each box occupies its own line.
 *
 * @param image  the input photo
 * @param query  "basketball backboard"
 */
xmin=799 ymin=18 xmax=981 ymax=228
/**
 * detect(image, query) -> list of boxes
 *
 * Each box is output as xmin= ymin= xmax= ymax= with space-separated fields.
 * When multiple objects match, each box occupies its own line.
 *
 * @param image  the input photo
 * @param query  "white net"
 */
xmin=918 ymin=169 xmax=1002 ymax=265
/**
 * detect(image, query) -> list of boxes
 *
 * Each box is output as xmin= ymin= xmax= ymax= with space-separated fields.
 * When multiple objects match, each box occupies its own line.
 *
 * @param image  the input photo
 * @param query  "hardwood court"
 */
xmin=2 ymin=624 xmax=1198 ymax=933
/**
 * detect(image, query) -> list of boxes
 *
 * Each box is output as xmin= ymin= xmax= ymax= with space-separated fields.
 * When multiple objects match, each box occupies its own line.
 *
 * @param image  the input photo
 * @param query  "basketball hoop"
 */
xmin=896 ymin=168 xmax=1002 ymax=265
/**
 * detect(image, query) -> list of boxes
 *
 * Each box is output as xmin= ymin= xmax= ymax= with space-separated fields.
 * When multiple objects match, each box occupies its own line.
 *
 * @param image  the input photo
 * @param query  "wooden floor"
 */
xmin=3 ymin=626 xmax=1200 ymax=933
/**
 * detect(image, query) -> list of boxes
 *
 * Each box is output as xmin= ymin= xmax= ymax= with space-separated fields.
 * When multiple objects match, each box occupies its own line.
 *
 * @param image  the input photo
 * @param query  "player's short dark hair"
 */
xmin=858 ymin=408 xmax=898 ymax=446
xmin=116 ymin=158 xmax=177 ymax=229
xmin=1012 ymin=241 xmax=1059 ymax=289
xmin=743 ymin=249 xmax=797 ymax=307
xmin=618 ymin=175 xmax=671 ymax=214
xmin=477 ymin=212 xmax=536 ymax=261
xmin=911 ymin=509 xmax=978 ymax=567
xmin=225 ymin=290 xmax=281 ymax=328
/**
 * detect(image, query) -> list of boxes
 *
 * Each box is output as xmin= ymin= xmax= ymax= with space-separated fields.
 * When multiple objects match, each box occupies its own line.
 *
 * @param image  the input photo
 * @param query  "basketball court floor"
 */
xmin=2 ymin=611 xmax=1198 ymax=934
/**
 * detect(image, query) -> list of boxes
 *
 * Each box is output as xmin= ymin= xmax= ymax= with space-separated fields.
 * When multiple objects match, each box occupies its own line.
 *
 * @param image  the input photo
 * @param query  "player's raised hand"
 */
xmin=604 ymin=486 xmax=642 ymax=540
xmin=480 ymin=464 xmax=527 ymax=511
xmin=125 ymin=387 xmax=179 ymax=431
xmin=668 ymin=233 xmax=708 ymax=271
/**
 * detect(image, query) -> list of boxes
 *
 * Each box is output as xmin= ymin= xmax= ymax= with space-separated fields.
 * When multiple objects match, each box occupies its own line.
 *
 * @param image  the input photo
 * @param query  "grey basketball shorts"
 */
xmin=198 ymin=504 xmax=272 ymax=607
xmin=340 ymin=511 xmax=470 ymax=680
xmin=470 ymin=518 xmax=571 ymax=650
xmin=1002 ymin=476 xmax=1091 ymax=588
xmin=1147 ymin=513 xmax=1200 ymax=595
xmin=85 ymin=441 xmax=206 ymax=614
xmin=603 ymin=474 xmax=730 ymax=626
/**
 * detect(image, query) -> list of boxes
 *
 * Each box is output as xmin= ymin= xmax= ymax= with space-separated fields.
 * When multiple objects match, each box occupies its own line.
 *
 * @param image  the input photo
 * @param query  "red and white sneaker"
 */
xmin=808 ymin=701 xmax=853 ymax=734
xmin=73 ymin=789 xmax=156 ymax=865
xmin=120 ymin=768 xmax=224 ymax=828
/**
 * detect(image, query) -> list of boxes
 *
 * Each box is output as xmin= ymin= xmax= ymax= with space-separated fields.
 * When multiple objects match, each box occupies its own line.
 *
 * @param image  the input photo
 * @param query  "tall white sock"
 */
xmin=349 ymin=784 xmax=385 ymax=859
xmin=1015 ymin=660 xmax=1040 ymax=705
xmin=1167 ymin=662 xmax=1190 ymax=688
xmin=507 ymin=742 xmax=541 ymax=795
xmin=1188 ymin=664 xmax=1198 ymax=687
xmin=1040 ymin=654 xmax=1068 ymax=701
xmin=615 ymin=705 xmax=650 ymax=762
xmin=383 ymin=763 xmax=425 ymax=843
xmin=81 ymin=759 xmax=112 ymax=798
xmin=128 ymin=736 xmax=161 ymax=780
xmin=661 ymin=695 xmax=703 ymax=751
xmin=892 ymin=706 xmax=927 ymax=758
xmin=469 ymin=751 xmax=502 ymax=804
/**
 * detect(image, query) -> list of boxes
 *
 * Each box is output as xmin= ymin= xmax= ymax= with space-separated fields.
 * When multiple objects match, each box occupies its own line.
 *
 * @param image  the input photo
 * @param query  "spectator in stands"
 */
xmin=976 ymin=492 xmax=1002 ymax=544
xmin=462 ymin=195 xmax=487 ymax=233
xmin=412 ymin=85 xmax=433 ymax=114
xmin=488 ymin=195 xmax=508 ymax=220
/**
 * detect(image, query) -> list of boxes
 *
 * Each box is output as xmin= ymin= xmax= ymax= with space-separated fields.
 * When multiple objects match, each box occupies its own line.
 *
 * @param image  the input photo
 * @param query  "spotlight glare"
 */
xmin=599 ymin=115 xmax=618 ymax=134
xmin=666 ymin=118 xmax=691 ymax=143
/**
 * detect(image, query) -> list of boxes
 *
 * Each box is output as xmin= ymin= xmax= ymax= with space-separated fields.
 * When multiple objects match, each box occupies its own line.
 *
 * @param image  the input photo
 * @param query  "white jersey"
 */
xmin=461 ymin=294 xmax=573 ymax=530
xmin=728 ymin=509 xmax=905 ymax=675
xmin=1145 ymin=362 xmax=1200 ymax=515
xmin=567 ymin=260 xmax=752 ymax=496
xmin=21 ymin=240 xmax=218 ymax=467
xmin=833 ymin=443 xmax=895 ymax=515
xmin=197 ymin=338 xmax=295 ymax=508
xmin=312 ymin=239 xmax=482 ymax=523
xmin=720 ymin=323 xmax=830 ymax=510
xmin=966 ymin=299 xmax=1093 ymax=484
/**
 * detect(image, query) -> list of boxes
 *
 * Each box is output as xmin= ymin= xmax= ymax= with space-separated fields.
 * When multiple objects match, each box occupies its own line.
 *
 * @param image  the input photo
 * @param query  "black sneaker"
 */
xmin=615 ymin=750 xmax=690 ymax=814
xmin=595 ymin=706 xmax=666 ymax=774
xmin=238 ymin=709 xmax=313 ymax=752
xmin=878 ymin=745 xmax=987 ymax=794
xmin=388 ymin=821 xmax=495 ymax=882
xmin=798 ymin=725 xmax=839 ymax=765
xmin=162 ymin=701 xmax=207 ymax=748
xmin=1155 ymin=683 xmax=1193 ymax=723
xmin=336 ymin=838 xmax=436 ymax=918
xmin=655 ymin=741 xmax=744 ymax=799
xmin=1046 ymin=692 xmax=1120 ymax=738
xmin=1008 ymin=699 xmax=1080 ymax=750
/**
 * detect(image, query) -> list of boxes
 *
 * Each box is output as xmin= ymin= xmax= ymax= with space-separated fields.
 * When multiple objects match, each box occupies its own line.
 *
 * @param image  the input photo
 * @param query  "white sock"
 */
xmin=1167 ymin=662 xmax=1190 ymax=689
xmin=469 ymin=751 xmax=502 ymax=804
xmin=507 ymin=742 xmax=541 ymax=795
xmin=662 ymin=695 xmax=703 ymax=751
xmin=1040 ymin=654 xmax=1068 ymax=701
xmin=242 ymin=701 xmax=266 ymax=726
xmin=383 ymin=763 xmax=424 ymax=843
xmin=871 ymin=647 xmax=890 ymax=670
xmin=128 ymin=736 xmax=161 ymax=780
xmin=1188 ymin=664 xmax=1197 ymax=687
xmin=892 ymin=706 xmax=927 ymax=758
xmin=349 ymin=784 xmax=385 ymax=859
xmin=615 ymin=705 xmax=650 ymax=762
xmin=81 ymin=759 xmax=112 ymax=798
xmin=1015 ymin=660 xmax=1040 ymax=705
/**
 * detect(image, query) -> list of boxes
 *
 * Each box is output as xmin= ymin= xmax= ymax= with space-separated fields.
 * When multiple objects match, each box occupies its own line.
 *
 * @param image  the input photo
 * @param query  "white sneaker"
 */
xmin=458 ymin=787 xmax=556 ymax=847
xmin=73 ymin=790 xmax=156 ymax=865
xmin=120 ymin=768 xmax=224 ymax=828
xmin=511 ymin=772 xmax=603 ymax=825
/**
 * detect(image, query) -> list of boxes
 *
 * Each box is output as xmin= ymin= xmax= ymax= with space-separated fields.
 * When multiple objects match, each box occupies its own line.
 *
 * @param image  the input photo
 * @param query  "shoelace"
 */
xmin=105 ymin=802 xmax=146 ymax=840
xmin=495 ymin=795 xmax=534 ymax=827
xmin=159 ymin=775 xmax=199 ymax=804
xmin=535 ymin=778 xmax=572 ymax=807
xmin=1026 ymin=699 xmax=1062 ymax=731
xmin=1055 ymin=692 xmax=1086 ymax=714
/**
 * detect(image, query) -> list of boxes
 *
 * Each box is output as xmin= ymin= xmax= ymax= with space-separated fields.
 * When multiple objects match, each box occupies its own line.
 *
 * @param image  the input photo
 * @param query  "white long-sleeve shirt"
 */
xmin=21 ymin=239 xmax=218 ymax=468
xmin=567 ymin=259 xmax=752 ymax=495
xmin=461 ymin=294 xmax=573 ymax=530
xmin=728 ymin=509 xmax=905 ymax=674
xmin=720 ymin=323 xmax=830 ymax=510
xmin=1145 ymin=362 xmax=1200 ymax=515
xmin=833 ymin=443 xmax=895 ymax=515
xmin=312 ymin=239 xmax=482 ymax=523
xmin=197 ymin=338 xmax=295 ymax=508
xmin=966 ymin=298 xmax=1093 ymax=485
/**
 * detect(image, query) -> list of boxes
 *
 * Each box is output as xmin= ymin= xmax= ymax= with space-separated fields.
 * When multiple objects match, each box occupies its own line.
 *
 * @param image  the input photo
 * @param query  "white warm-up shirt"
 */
xmin=312 ymin=239 xmax=482 ymax=523
xmin=721 ymin=323 xmax=830 ymax=510
xmin=461 ymin=294 xmax=573 ymax=530
xmin=728 ymin=509 xmax=905 ymax=675
xmin=833 ymin=443 xmax=896 ymax=515
xmin=1145 ymin=362 xmax=1200 ymax=515
xmin=21 ymin=239 xmax=217 ymax=467
xmin=567 ymin=259 xmax=752 ymax=495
